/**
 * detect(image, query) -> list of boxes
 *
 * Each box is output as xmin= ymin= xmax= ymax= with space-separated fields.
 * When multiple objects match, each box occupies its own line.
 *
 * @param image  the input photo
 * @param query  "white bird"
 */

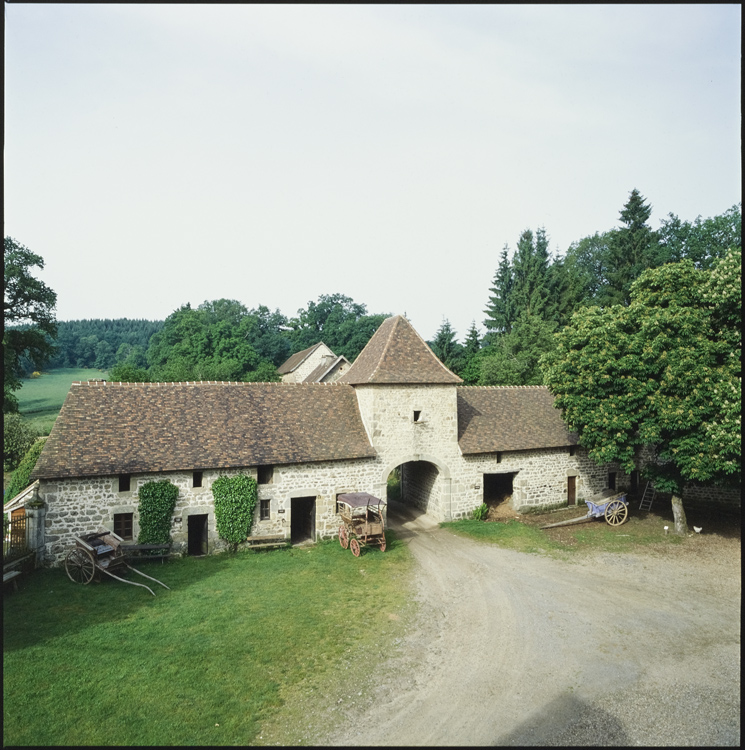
xmin=693 ymin=526 xmax=702 ymax=533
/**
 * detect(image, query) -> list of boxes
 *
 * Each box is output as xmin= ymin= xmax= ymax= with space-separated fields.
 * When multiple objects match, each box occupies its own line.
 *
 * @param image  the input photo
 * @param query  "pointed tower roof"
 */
xmin=337 ymin=315 xmax=462 ymax=385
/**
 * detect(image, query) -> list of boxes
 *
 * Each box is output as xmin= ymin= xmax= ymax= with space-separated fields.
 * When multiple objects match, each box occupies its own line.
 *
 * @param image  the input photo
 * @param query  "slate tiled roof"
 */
xmin=277 ymin=343 xmax=325 ymax=375
xmin=30 ymin=381 xmax=376 ymax=480
xmin=337 ymin=315 xmax=462 ymax=385
xmin=457 ymin=386 xmax=578 ymax=454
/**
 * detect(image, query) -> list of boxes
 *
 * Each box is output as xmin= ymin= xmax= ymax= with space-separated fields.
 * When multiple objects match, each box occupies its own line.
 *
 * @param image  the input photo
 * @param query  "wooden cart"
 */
xmin=64 ymin=530 xmax=170 ymax=596
xmin=337 ymin=493 xmax=387 ymax=557
xmin=540 ymin=490 xmax=629 ymax=529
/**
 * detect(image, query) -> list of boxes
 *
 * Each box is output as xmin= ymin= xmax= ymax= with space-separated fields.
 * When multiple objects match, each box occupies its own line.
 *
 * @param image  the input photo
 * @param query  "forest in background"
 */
xmin=9 ymin=191 xmax=742 ymax=388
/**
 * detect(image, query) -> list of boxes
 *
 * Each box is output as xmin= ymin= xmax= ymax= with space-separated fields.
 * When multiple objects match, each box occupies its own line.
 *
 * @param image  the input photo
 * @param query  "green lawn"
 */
xmin=16 ymin=368 xmax=107 ymax=434
xmin=3 ymin=536 xmax=413 ymax=747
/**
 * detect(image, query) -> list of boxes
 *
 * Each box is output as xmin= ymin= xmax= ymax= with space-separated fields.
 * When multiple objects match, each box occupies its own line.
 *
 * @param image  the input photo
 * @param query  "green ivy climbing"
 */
xmin=212 ymin=474 xmax=257 ymax=551
xmin=137 ymin=480 xmax=179 ymax=545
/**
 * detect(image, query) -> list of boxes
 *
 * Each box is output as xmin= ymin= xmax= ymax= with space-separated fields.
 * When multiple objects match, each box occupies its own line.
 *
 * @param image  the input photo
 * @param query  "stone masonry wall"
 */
xmin=283 ymin=344 xmax=335 ymax=383
xmin=39 ymin=456 xmax=380 ymax=566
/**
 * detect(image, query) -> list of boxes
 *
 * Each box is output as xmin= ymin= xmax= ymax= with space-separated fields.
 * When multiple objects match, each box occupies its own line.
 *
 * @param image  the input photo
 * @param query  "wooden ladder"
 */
xmin=639 ymin=481 xmax=656 ymax=511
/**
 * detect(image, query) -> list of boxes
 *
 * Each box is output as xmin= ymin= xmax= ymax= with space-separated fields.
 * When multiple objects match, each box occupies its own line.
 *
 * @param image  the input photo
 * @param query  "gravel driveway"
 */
xmin=319 ymin=502 xmax=740 ymax=746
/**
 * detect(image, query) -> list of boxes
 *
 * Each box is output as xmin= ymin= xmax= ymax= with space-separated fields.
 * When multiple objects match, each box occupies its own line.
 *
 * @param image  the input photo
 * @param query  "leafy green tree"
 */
xmin=543 ymin=250 xmax=741 ymax=535
xmin=599 ymin=189 xmax=658 ymax=307
xmin=289 ymin=294 xmax=389 ymax=361
xmin=94 ymin=340 xmax=115 ymax=370
xmin=4 ymin=437 xmax=46 ymax=501
xmin=480 ymin=311 xmax=557 ymax=386
xmin=3 ymin=238 xmax=58 ymax=412
xmin=146 ymin=301 xmax=260 ymax=382
xmin=108 ymin=363 xmax=152 ymax=383
xmin=428 ymin=319 xmax=463 ymax=372
xmin=562 ymin=232 xmax=613 ymax=307
xmin=3 ymin=413 xmax=38 ymax=471
xmin=656 ymin=203 xmax=741 ymax=269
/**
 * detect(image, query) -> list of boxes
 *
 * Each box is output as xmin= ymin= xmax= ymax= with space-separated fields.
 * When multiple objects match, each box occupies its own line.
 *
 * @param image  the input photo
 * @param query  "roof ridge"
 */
xmin=369 ymin=315 xmax=400 ymax=381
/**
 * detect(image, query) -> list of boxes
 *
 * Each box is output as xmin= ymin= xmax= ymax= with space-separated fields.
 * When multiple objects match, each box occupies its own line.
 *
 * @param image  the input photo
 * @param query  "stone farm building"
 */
xmin=31 ymin=315 xmax=633 ymax=564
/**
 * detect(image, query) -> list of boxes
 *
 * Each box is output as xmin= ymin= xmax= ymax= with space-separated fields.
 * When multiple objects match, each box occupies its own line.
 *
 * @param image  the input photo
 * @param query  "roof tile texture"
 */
xmin=457 ymin=386 xmax=578 ymax=453
xmin=338 ymin=315 xmax=462 ymax=384
xmin=31 ymin=381 xmax=376 ymax=480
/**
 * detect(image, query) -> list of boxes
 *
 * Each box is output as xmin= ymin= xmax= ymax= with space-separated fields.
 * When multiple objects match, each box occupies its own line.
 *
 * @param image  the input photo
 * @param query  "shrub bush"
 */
xmin=137 ymin=480 xmax=179 ymax=544
xmin=4 ymin=437 xmax=47 ymax=501
xmin=212 ymin=474 xmax=257 ymax=551
xmin=4 ymin=413 xmax=38 ymax=471
xmin=472 ymin=502 xmax=488 ymax=521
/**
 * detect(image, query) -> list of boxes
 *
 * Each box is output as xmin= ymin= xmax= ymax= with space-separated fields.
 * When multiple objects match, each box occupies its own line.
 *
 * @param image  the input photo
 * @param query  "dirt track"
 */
xmin=319 ymin=502 xmax=741 ymax=746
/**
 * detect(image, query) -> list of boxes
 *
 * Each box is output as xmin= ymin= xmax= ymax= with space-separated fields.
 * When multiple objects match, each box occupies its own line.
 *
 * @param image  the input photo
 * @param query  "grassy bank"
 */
xmin=3 ymin=536 xmax=413 ymax=746
xmin=16 ymin=368 xmax=107 ymax=434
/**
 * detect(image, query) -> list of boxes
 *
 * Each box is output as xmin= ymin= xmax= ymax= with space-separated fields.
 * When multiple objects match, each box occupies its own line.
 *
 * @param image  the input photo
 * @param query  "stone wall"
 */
xmin=282 ymin=344 xmax=335 ymax=383
xmin=39 ymin=456 xmax=380 ymax=565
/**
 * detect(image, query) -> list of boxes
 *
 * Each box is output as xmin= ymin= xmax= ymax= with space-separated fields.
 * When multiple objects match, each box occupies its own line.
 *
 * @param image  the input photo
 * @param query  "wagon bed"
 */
xmin=540 ymin=490 xmax=629 ymax=529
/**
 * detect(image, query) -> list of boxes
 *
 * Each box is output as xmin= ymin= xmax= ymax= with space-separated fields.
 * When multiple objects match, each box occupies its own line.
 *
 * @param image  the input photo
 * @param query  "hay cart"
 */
xmin=64 ymin=530 xmax=170 ymax=596
xmin=337 ymin=493 xmax=387 ymax=557
xmin=540 ymin=490 xmax=629 ymax=530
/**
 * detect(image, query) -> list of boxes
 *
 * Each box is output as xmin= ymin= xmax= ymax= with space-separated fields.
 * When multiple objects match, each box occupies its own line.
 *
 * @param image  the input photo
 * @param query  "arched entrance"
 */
xmin=383 ymin=455 xmax=452 ymax=522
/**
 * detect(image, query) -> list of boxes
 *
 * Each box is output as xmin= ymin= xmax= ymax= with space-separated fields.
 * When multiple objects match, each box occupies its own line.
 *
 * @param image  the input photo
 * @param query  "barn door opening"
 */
xmin=187 ymin=514 xmax=208 ymax=556
xmin=483 ymin=473 xmax=516 ymax=518
xmin=291 ymin=497 xmax=315 ymax=544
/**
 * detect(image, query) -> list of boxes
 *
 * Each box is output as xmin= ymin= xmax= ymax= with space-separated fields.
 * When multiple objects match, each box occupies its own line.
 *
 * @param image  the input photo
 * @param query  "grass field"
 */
xmin=3 ymin=536 xmax=413 ymax=747
xmin=441 ymin=499 xmax=741 ymax=558
xmin=16 ymin=368 xmax=107 ymax=435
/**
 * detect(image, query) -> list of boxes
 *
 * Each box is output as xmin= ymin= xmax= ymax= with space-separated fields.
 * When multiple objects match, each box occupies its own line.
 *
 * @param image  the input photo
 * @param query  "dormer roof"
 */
xmin=337 ymin=315 xmax=462 ymax=385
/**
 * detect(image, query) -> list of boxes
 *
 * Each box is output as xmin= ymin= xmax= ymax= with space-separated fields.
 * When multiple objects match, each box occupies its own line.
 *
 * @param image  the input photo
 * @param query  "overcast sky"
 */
xmin=5 ymin=4 xmax=741 ymax=343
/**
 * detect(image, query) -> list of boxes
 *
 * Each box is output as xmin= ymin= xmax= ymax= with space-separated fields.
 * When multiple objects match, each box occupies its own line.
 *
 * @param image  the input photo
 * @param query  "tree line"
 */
xmin=429 ymin=191 xmax=741 ymax=385
xmin=4 ymin=191 xmax=740 ymax=392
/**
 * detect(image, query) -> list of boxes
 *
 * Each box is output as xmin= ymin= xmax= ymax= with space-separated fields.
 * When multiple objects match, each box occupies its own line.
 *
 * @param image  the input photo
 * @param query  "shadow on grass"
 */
xmin=3 ymin=552 xmax=239 ymax=653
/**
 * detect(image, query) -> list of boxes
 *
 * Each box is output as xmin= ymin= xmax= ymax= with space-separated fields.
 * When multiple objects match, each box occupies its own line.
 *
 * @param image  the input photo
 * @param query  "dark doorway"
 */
xmin=291 ymin=497 xmax=315 ymax=544
xmin=483 ymin=472 xmax=516 ymax=510
xmin=567 ymin=476 xmax=577 ymax=506
xmin=187 ymin=514 xmax=208 ymax=556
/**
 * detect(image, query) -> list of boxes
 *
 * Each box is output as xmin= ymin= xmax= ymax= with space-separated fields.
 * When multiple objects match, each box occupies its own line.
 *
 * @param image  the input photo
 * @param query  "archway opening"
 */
xmin=387 ymin=460 xmax=442 ymax=519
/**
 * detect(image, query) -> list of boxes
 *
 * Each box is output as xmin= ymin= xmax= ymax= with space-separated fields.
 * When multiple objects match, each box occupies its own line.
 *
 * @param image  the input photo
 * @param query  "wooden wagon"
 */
xmin=337 ymin=493 xmax=387 ymax=557
xmin=64 ymin=530 xmax=170 ymax=596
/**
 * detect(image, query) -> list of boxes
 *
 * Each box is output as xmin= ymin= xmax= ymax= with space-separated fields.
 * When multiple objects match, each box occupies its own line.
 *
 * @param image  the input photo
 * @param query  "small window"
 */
xmin=569 ymin=446 xmax=576 ymax=457
xmin=258 ymin=465 xmax=274 ymax=485
xmin=496 ymin=452 xmax=502 ymax=464
xmin=193 ymin=471 xmax=203 ymax=488
xmin=260 ymin=499 xmax=270 ymax=521
xmin=119 ymin=474 xmax=131 ymax=492
xmin=608 ymin=472 xmax=617 ymax=490
xmin=113 ymin=512 xmax=133 ymax=540
xmin=413 ymin=410 xmax=422 ymax=423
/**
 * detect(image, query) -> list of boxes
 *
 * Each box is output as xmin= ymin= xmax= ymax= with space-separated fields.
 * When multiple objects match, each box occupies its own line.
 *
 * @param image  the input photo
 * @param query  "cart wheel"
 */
xmin=379 ymin=536 xmax=387 ymax=552
xmin=65 ymin=548 xmax=96 ymax=584
xmin=350 ymin=538 xmax=361 ymax=557
xmin=338 ymin=525 xmax=349 ymax=549
xmin=605 ymin=501 xmax=628 ymax=526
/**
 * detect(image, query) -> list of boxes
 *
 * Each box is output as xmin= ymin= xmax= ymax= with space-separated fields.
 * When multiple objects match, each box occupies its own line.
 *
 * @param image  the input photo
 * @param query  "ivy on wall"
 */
xmin=212 ymin=474 xmax=257 ymax=551
xmin=137 ymin=480 xmax=179 ymax=545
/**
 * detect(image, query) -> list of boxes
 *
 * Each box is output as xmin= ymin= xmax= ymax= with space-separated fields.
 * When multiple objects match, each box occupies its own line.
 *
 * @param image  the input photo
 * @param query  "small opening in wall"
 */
xmin=413 ymin=410 xmax=422 ymax=423
xmin=569 ymin=445 xmax=576 ymax=456
xmin=193 ymin=471 xmax=203 ymax=488
xmin=608 ymin=472 xmax=617 ymax=490
xmin=496 ymin=452 xmax=502 ymax=463
xmin=118 ymin=474 xmax=131 ymax=492
xmin=258 ymin=465 xmax=274 ymax=484
xmin=113 ymin=512 xmax=133 ymax=540
xmin=260 ymin=499 xmax=270 ymax=521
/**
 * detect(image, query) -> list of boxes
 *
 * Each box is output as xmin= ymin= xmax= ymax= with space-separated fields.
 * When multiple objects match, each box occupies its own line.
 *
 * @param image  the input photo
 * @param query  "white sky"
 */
xmin=4 ymin=4 xmax=741 ymax=343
